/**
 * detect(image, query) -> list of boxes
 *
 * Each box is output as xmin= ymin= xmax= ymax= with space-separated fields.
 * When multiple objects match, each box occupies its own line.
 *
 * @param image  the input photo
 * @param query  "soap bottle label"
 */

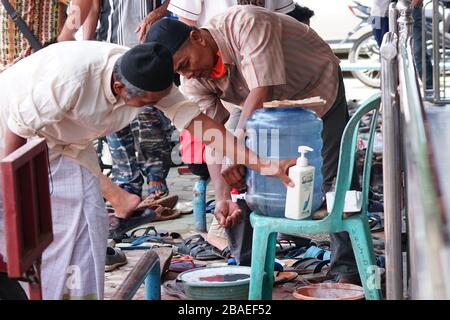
xmin=300 ymin=172 xmax=314 ymax=216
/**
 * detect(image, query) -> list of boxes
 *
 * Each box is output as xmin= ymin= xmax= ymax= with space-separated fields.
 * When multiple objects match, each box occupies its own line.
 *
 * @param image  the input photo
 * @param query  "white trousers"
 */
xmin=40 ymin=156 xmax=107 ymax=300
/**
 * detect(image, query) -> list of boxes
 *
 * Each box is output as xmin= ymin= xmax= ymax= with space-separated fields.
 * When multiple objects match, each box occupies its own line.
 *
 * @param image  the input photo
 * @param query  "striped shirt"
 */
xmin=182 ymin=6 xmax=341 ymax=118
xmin=0 ymin=0 xmax=67 ymax=72
xmin=97 ymin=0 xmax=163 ymax=48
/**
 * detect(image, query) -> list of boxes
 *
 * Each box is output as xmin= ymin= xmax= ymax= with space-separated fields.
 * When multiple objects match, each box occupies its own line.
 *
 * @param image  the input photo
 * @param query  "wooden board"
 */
xmin=0 ymin=139 xmax=53 ymax=278
xmin=263 ymin=97 xmax=327 ymax=109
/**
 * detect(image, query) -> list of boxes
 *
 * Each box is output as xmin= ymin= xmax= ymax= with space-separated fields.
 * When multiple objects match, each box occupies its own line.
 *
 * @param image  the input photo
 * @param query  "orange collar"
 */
xmin=210 ymin=51 xmax=227 ymax=79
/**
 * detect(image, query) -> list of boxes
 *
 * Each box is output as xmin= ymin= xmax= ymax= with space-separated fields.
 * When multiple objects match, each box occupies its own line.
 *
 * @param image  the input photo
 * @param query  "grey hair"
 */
xmin=113 ymin=57 xmax=146 ymax=99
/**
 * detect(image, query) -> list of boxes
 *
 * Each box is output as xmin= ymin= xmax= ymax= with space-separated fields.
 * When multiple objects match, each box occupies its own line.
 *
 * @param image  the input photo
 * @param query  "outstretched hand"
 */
xmin=214 ymin=200 xmax=243 ymax=228
xmin=259 ymin=158 xmax=297 ymax=188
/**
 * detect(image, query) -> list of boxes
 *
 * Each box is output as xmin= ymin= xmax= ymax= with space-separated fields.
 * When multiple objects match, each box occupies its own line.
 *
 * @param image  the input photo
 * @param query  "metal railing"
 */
xmin=422 ymin=0 xmax=450 ymax=103
xmin=382 ymin=0 xmax=450 ymax=299
xmin=380 ymin=28 xmax=403 ymax=300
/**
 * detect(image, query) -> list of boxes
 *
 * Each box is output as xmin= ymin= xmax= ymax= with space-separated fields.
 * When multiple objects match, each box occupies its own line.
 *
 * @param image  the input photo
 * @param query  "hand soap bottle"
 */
xmin=285 ymin=146 xmax=315 ymax=220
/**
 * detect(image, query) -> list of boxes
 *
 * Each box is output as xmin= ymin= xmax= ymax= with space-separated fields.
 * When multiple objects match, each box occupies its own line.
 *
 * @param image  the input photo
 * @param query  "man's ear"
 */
xmin=113 ymin=81 xmax=125 ymax=96
xmin=189 ymin=29 xmax=206 ymax=46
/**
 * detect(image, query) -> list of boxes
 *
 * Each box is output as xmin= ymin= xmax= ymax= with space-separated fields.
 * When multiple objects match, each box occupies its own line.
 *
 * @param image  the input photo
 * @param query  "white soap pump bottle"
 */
xmin=284 ymin=146 xmax=315 ymax=220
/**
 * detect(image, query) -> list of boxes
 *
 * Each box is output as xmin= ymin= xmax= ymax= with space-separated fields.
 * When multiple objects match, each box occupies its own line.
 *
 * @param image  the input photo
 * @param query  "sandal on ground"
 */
xmin=205 ymin=199 xmax=215 ymax=214
xmin=285 ymin=257 xmax=331 ymax=275
xmin=168 ymin=256 xmax=207 ymax=273
xmin=121 ymin=226 xmax=183 ymax=245
xmin=173 ymin=235 xmax=224 ymax=261
xmin=108 ymin=208 xmax=156 ymax=241
xmin=147 ymin=204 xmax=181 ymax=222
xmin=368 ymin=212 xmax=384 ymax=233
xmin=277 ymin=234 xmax=312 ymax=248
xmin=303 ymin=245 xmax=332 ymax=261
xmin=275 ymin=239 xmax=299 ymax=254
xmin=129 ymin=234 xmax=183 ymax=246
xmin=162 ymin=279 xmax=187 ymax=299
xmin=274 ymin=271 xmax=298 ymax=285
xmin=136 ymin=194 xmax=179 ymax=211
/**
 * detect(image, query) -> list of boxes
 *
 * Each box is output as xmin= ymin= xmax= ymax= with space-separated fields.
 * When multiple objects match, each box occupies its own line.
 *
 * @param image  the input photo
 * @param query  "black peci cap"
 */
xmin=120 ymin=42 xmax=174 ymax=92
xmin=145 ymin=18 xmax=193 ymax=55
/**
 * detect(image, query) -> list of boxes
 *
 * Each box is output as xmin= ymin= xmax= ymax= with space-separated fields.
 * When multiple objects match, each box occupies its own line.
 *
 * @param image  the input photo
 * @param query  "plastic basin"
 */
xmin=178 ymin=266 xmax=252 ymax=300
xmin=293 ymin=283 xmax=365 ymax=300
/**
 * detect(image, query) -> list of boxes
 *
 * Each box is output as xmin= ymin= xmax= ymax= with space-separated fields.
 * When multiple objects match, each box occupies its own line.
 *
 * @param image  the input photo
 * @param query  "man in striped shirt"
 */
xmin=147 ymin=5 xmax=361 ymax=284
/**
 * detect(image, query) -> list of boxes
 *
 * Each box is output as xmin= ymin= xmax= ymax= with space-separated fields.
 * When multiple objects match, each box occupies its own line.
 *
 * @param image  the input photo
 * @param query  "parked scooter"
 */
xmin=345 ymin=0 xmax=450 ymax=88
xmin=345 ymin=0 xmax=381 ymax=88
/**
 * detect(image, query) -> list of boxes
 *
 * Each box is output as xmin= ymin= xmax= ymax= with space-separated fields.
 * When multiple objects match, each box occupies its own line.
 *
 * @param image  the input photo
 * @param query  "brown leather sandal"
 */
xmin=136 ymin=194 xmax=179 ymax=211
xmin=149 ymin=204 xmax=181 ymax=222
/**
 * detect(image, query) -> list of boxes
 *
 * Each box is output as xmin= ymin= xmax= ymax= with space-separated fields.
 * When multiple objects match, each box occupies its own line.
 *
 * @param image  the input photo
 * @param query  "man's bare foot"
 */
xmin=113 ymin=192 xmax=141 ymax=219
xmin=99 ymin=175 xmax=141 ymax=219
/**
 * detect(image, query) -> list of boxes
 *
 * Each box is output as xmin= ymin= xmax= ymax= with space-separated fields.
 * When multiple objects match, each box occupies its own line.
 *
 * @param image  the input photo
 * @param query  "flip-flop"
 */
xmin=274 ymin=271 xmax=298 ymax=285
xmin=123 ymin=226 xmax=182 ymax=243
xmin=285 ymin=257 xmax=331 ymax=275
xmin=205 ymin=199 xmax=215 ymax=214
xmin=303 ymin=245 xmax=332 ymax=261
xmin=108 ymin=208 xmax=156 ymax=241
xmin=162 ymin=279 xmax=187 ymax=299
xmin=129 ymin=233 xmax=184 ymax=246
xmin=136 ymin=194 xmax=179 ymax=211
xmin=173 ymin=235 xmax=223 ymax=261
xmin=276 ymin=239 xmax=299 ymax=254
xmin=368 ymin=212 xmax=384 ymax=233
xmin=168 ymin=256 xmax=206 ymax=273
xmin=175 ymin=201 xmax=194 ymax=215
xmin=149 ymin=204 xmax=181 ymax=222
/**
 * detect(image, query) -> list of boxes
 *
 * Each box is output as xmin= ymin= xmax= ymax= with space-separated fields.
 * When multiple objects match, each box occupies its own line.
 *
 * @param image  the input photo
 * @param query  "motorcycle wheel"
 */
xmin=349 ymin=31 xmax=381 ymax=88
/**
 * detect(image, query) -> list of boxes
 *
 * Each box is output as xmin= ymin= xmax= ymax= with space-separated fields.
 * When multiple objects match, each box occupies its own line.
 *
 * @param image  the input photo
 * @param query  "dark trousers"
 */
xmin=106 ymin=106 xmax=174 ymax=196
xmin=227 ymin=71 xmax=359 ymax=280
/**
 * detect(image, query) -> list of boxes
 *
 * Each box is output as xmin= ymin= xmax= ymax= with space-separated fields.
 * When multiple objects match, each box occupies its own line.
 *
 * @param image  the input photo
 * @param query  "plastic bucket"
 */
xmin=293 ymin=283 xmax=365 ymax=300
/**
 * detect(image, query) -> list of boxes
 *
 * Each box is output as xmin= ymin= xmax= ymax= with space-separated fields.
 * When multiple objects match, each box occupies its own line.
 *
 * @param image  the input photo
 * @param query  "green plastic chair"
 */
xmin=248 ymin=92 xmax=382 ymax=300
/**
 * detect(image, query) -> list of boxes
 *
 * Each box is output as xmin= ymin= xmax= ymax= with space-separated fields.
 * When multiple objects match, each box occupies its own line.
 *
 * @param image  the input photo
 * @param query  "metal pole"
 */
xmin=395 ymin=0 xmax=415 ymax=300
xmin=432 ymin=0 xmax=441 ymax=102
xmin=441 ymin=3 xmax=448 ymax=100
xmin=381 ymin=31 xmax=404 ymax=300
xmin=144 ymin=261 xmax=161 ymax=300
xmin=193 ymin=178 xmax=208 ymax=232
xmin=397 ymin=0 xmax=414 ymax=41
xmin=389 ymin=3 xmax=399 ymax=33
xmin=422 ymin=3 xmax=429 ymax=98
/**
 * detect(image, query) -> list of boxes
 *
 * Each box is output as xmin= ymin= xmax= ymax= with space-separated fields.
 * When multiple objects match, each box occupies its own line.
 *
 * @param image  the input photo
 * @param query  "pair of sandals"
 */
xmin=284 ymin=241 xmax=331 ymax=260
xmin=173 ymin=235 xmax=231 ymax=261
xmin=281 ymin=241 xmax=332 ymax=280
xmin=116 ymin=226 xmax=184 ymax=250
xmin=108 ymin=195 xmax=181 ymax=241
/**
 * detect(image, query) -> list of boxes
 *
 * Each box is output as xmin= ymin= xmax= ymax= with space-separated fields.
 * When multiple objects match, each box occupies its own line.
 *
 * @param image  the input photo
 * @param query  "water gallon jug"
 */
xmin=245 ymin=107 xmax=323 ymax=217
